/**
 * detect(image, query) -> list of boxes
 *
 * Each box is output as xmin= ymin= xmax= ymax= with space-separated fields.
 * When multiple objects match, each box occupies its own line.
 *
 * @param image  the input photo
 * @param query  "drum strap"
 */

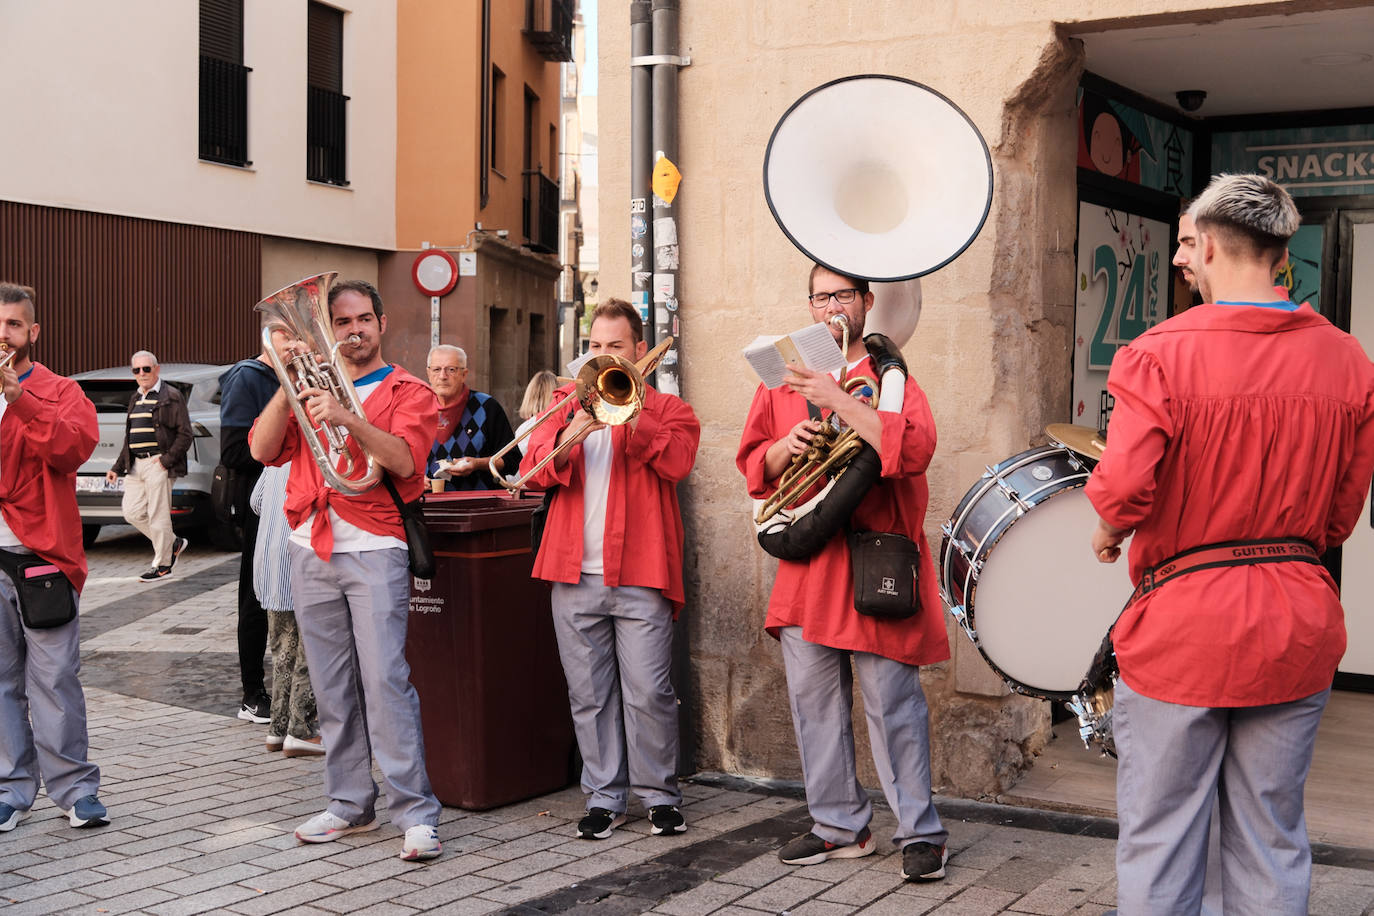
xmin=1130 ymin=537 xmax=1321 ymax=603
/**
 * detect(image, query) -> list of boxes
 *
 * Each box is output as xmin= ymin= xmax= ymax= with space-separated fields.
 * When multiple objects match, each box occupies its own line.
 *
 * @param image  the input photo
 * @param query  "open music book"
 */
xmin=742 ymin=322 xmax=847 ymax=388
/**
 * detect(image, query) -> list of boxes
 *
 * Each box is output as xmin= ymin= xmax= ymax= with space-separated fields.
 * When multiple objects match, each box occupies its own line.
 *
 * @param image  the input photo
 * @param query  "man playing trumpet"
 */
xmin=737 ymin=265 xmax=949 ymax=882
xmin=250 ymin=279 xmax=443 ymax=861
xmin=521 ymin=299 xmax=700 ymax=840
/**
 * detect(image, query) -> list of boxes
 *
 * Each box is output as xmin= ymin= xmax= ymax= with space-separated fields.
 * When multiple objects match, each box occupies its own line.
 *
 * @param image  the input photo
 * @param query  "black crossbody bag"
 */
xmin=380 ymin=475 xmax=436 ymax=579
xmin=0 ymin=549 xmax=78 ymax=629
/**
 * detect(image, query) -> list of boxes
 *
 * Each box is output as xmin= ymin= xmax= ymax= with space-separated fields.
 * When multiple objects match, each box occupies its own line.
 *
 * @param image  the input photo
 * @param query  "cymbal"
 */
xmin=1046 ymin=423 xmax=1106 ymax=459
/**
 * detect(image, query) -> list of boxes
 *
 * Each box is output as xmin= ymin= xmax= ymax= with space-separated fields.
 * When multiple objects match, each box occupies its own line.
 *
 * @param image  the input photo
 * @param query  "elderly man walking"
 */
xmin=106 ymin=351 xmax=191 ymax=580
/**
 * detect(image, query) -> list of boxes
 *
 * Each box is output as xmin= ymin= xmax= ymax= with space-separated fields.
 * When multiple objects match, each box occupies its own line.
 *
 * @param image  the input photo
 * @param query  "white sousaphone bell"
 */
xmin=763 ymin=73 xmax=994 ymax=343
xmin=753 ymin=75 xmax=993 ymax=556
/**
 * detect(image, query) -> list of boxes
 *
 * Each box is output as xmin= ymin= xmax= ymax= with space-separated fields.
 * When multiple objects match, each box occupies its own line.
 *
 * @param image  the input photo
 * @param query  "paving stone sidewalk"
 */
xmin=2 ymin=531 xmax=1373 ymax=915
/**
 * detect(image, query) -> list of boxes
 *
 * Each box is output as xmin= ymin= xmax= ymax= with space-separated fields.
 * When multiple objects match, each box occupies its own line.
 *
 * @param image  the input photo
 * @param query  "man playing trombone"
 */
xmin=737 ymin=265 xmax=949 ymax=882
xmin=250 ymin=279 xmax=443 ymax=861
xmin=520 ymin=299 xmax=700 ymax=840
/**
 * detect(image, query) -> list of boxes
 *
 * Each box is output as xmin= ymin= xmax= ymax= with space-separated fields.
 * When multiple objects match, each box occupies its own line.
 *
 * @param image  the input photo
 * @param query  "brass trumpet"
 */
xmin=754 ymin=315 xmax=879 ymax=525
xmin=255 ymin=272 xmax=381 ymax=496
xmin=488 ymin=337 xmax=674 ymax=492
xmin=0 ymin=343 xmax=14 ymax=372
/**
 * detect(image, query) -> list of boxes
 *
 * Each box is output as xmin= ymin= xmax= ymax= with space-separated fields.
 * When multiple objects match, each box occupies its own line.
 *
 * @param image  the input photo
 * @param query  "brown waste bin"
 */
xmin=406 ymin=490 xmax=576 ymax=810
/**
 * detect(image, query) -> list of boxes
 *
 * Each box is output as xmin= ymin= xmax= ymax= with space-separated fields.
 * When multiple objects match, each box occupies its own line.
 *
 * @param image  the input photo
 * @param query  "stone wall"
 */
xmin=597 ymin=0 xmax=1292 ymax=797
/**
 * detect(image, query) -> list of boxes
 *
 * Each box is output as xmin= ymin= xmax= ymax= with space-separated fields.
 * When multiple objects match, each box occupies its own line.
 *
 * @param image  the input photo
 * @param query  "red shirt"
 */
xmin=522 ymin=384 xmax=699 ymax=615
xmin=1085 ymin=302 xmax=1374 ymax=706
xmin=251 ymin=366 xmax=437 ymax=560
xmin=736 ymin=360 xmax=950 ymax=666
xmin=0 ymin=364 xmax=99 ymax=592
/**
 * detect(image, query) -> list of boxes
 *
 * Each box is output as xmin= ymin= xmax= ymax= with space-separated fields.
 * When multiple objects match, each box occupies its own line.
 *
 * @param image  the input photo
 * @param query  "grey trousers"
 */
xmin=0 ymin=565 xmax=100 ymax=811
xmin=288 ymin=544 xmax=440 ymax=831
xmin=779 ymin=627 xmax=946 ymax=849
xmin=1114 ymin=678 xmax=1330 ymax=916
xmin=551 ymin=575 xmax=681 ymax=813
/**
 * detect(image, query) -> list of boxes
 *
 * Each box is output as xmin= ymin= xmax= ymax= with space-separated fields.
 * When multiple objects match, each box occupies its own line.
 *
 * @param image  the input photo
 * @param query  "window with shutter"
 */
xmin=306 ymin=2 xmax=348 ymax=185
xmin=199 ymin=0 xmax=250 ymax=166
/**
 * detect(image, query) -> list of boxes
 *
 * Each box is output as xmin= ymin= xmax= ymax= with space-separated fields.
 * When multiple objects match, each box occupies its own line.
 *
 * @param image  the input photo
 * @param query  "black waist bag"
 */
xmin=847 ymin=530 xmax=921 ymax=619
xmin=0 ymin=548 xmax=77 ymax=629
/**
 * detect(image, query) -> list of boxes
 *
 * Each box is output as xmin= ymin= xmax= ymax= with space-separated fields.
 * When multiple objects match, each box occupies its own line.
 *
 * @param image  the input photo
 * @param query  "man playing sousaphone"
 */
xmin=737 ymin=264 xmax=949 ymax=882
xmin=1087 ymin=174 xmax=1374 ymax=914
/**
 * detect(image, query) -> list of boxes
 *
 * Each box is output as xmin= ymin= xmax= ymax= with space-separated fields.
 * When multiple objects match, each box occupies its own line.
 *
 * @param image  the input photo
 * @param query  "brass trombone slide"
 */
xmin=488 ymin=337 xmax=674 ymax=492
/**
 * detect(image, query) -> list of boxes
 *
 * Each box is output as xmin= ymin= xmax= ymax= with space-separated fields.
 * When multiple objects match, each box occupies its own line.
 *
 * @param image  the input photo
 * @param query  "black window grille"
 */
xmin=307 ymin=2 xmax=348 ymax=185
xmin=199 ymin=0 xmax=250 ymax=166
xmin=523 ymin=169 xmax=559 ymax=253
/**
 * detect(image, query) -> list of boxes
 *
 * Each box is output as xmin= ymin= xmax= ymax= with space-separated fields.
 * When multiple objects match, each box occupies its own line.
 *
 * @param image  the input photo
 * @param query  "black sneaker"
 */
xmin=648 ymin=805 xmax=687 ymax=835
xmin=576 ymin=807 xmax=626 ymax=840
xmin=778 ymin=826 xmax=875 ymax=865
xmin=169 ymin=537 xmax=189 ymax=568
xmin=238 ymin=693 xmax=271 ymax=724
xmin=139 ymin=565 xmax=172 ymax=581
xmin=901 ymin=841 xmax=948 ymax=881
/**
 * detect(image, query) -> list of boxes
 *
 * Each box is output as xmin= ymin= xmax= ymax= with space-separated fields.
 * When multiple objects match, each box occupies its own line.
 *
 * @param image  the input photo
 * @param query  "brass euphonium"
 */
xmin=487 ymin=337 xmax=674 ymax=492
xmin=254 ymin=272 xmax=382 ymax=496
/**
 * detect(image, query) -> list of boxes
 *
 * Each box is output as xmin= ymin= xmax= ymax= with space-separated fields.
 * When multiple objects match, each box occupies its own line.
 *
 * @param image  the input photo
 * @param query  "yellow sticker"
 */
xmin=652 ymin=157 xmax=682 ymax=204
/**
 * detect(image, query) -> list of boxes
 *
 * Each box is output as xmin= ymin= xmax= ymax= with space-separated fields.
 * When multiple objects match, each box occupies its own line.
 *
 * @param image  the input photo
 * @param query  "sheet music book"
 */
xmin=742 ymin=322 xmax=847 ymax=389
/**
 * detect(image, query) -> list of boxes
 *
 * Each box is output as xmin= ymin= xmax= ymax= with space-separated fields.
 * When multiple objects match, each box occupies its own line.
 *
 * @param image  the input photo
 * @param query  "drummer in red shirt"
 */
xmin=1087 ymin=174 xmax=1374 ymax=915
xmin=737 ymin=264 xmax=949 ymax=883
xmin=522 ymin=299 xmax=700 ymax=841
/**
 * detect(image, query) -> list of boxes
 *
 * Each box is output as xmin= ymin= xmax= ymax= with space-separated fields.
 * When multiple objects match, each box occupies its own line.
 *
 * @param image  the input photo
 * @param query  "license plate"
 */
xmin=76 ymin=476 xmax=123 ymax=494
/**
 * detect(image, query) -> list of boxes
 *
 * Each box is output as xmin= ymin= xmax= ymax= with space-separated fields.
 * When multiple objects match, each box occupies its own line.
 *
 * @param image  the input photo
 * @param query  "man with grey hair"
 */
xmin=1086 ymin=173 xmax=1374 ymax=915
xmin=107 ymin=350 xmax=192 ymax=579
xmin=424 ymin=343 xmax=515 ymax=491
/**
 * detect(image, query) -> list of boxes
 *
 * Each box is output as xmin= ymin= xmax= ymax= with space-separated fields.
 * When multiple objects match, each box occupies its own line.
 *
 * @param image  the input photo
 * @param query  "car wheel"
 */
xmin=82 ymin=524 xmax=102 ymax=547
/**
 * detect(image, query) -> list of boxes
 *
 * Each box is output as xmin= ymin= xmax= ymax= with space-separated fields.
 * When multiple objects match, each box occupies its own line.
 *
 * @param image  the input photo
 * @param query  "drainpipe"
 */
xmin=648 ymin=0 xmax=681 ymax=396
xmin=629 ymin=1 xmax=653 ymax=338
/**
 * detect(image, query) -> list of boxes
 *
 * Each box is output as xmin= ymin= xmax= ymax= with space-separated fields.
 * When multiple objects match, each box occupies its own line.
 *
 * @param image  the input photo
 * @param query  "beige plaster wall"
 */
xmin=0 ymin=0 xmax=397 ymax=250
xmin=597 ymin=0 xmax=1306 ymax=796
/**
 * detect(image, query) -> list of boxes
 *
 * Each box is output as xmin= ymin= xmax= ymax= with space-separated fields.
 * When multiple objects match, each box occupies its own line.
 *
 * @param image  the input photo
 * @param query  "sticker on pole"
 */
xmin=652 ymin=156 xmax=682 ymax=204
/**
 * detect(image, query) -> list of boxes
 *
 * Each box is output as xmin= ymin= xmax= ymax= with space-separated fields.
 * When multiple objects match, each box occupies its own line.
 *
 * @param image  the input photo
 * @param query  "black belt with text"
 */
xmin=1130 ymin=537 xmax=1322 ymax=604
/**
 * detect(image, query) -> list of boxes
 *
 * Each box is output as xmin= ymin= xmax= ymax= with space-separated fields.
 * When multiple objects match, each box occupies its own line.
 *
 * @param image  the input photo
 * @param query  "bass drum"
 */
xmin=939 ymin=445 xmax=1133 ymax=703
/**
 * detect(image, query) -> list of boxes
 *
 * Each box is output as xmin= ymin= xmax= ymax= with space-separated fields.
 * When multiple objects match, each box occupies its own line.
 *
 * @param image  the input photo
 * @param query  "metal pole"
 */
xmin=629 ymin=0 xmax=653 ymax=340
xmin=650 ymin=0 xmax=680 ymax=396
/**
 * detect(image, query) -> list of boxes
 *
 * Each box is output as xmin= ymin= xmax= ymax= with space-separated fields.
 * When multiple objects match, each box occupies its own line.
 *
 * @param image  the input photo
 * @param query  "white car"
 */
xmin=72 ymin=363 xmax=233 ymax=547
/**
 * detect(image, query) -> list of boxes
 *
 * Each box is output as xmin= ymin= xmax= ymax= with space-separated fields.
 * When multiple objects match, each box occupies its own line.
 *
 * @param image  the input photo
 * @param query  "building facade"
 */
xmin=0 ymin=0 xmax=570 ymax=403
xmin=597 ymin=0 xmax=1374 ymax=797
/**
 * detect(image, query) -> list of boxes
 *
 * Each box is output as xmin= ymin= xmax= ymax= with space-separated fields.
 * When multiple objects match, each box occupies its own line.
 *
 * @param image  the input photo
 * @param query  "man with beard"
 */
xmin=1088 ymin=174 xmax=1374 ymax=914
xmin=250 ymin=279 xmax=443 ymax=861
xmin=0 ymin=283 xmax=108 ymax=834
xmin=737 ymin=265 xmax=949 ymax=882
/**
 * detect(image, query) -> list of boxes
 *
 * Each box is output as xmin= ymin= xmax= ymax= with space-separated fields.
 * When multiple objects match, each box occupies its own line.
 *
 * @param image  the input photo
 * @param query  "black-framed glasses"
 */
xmin=132 ymin=366 xmax=155 ymax=374
xmin=808 ymin=288 xmax=860 ymax=307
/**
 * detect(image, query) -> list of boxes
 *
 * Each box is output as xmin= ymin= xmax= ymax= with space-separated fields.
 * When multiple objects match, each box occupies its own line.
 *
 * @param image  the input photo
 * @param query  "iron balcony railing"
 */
xmin=307 ymin=85 xmax=349 ymax=186
xmin=523 ymin=169 xmax=560 ymax=253
xmin=199 ymin=56 xmax=251 ymax=167
xmin=524 ymin=0 xmax=573 ymax=62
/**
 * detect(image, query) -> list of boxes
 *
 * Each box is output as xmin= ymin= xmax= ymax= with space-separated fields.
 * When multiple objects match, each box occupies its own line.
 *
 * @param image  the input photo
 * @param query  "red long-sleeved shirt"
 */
xmin=251 ymin=367 xmax=437 ymax=561
xmin=0 ymin=364 xmax=99 ymax=592
xmin=737 ymin=360 xmax=950 ymax=666
xmin=522 ymin=384 xmax=699 ymax=615
xmin=1085 ymin=302 xmax=1374 ymax=706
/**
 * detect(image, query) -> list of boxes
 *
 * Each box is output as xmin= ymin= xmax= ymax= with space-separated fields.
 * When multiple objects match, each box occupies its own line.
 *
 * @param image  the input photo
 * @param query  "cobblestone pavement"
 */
xmin=3 ymin=528 xmax=1373 ymax=915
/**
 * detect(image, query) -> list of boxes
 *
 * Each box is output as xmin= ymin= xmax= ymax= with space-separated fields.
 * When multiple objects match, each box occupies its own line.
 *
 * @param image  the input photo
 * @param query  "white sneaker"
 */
xmin=265 ymin=735 xmax=285 ymax=752
xmin=400 ymin=824 xmax=442 ymax=861
xmin=294 ymin=811 xmax=378 ymax=844
xmin=283 ymin=735 xmax=326 ymax=757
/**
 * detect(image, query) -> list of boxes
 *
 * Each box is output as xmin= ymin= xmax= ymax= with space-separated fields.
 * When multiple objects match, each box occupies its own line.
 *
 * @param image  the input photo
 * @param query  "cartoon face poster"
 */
xmin=1077 ymin=88 xmax=1193 ymax=197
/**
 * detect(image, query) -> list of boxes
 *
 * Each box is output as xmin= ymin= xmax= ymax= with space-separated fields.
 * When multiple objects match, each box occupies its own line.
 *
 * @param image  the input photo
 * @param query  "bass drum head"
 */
xmin=973 ymin=487 xmax=1133 ymax=698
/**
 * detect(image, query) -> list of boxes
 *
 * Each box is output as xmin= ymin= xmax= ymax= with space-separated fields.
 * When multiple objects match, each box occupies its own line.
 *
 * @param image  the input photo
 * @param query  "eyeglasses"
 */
xmin=427 ymin=366 xmax=466 ymax=376
xmin=807 ymin=288 xmax=860 ymax=307
xmin=132 ymin=366 xmax=155 ymax=374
